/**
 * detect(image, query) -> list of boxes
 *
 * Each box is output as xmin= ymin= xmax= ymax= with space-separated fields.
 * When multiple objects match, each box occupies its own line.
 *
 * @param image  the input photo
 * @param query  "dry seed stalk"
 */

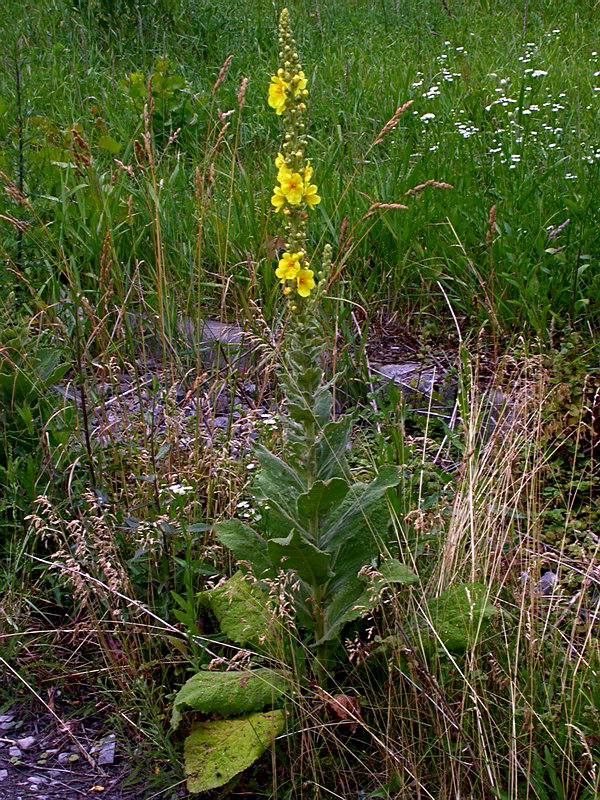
xmin=212 ymin=54 xmax=233 ymax=95
xmin=404 ymin=179 xmax=454 ymax=196
xmin=362 ymin=202 xmax=408 ymax=220
xmin=371 ymin=100 xmax=413 ymax=147
xmin=0 ymin=170 xmax=32 ymax=208
xmin=0 ymin=213 xmax=29 ymax=232
xmin=114 ymin=159 xmax=136 ymax=179
xmin=486 ymin=204 xmax=497 ymax=248
xmin=237 ymin=77 xmax=248 ymax=110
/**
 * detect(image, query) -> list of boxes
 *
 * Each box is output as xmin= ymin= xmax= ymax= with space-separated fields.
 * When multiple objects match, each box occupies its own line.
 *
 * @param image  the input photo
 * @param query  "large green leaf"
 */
xmin=253 ymin=444 xmax=306 ymax=496
xmin=198 ymin=571 xmax=277 ymax=649
xmin=322 ymin=466 xmax=401 ymax=555
xmin=318 ymin=559 xmax=418 ymax=645
xmin=296 ymin=365 xmax=323 ymax=395
xmin=184 ymin=710 xmax=285 ymax=793
xmin=426 ymin=583 xmax=498 ymax=654
xmin=171 ymin=668 xmax=288 ymax=729
xmin=296 ymin=478 xmax=349 ymax=527
xmin=315 ymin=415 xmax=353 ymax=480
xmin=267 ymin=529 xmax=333 ymax=586
xmin=319 ymin=578 xmax=369 ymax=644
xmin=213 ymin=520 xmax=271 ymax=576
xmin=312 ymin=386 xmax=333 ymax=428
xmin=373 ymin=559 xmax=419 ymax=587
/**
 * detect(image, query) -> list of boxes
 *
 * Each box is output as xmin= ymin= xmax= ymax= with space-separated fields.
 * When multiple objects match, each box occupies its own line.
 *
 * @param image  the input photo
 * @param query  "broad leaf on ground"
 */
xmin=184 ymin=710 xmax=285 ymax=792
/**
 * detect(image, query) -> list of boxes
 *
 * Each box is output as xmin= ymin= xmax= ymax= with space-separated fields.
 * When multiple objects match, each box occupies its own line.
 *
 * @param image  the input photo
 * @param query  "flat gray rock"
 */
xmin=372 ymin=362 xmax=455 ymax=406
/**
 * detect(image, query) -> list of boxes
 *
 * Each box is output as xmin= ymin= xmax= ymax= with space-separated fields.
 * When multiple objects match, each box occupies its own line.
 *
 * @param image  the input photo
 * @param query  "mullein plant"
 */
xmin=172 ymin=10 xmax=417 ymax=790
xmin=212 ymin=7 xmax=417 ymax=681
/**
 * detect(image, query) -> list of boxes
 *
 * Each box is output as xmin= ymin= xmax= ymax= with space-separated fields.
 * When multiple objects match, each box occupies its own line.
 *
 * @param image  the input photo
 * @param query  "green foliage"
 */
xmin=214 ymin=312 xmax=417 ymax=665
xmin=171 ymin=667 xmax=289 ymax=729
xmin=0 ymin=323 xmax=74 ymax=547
xmin=197 ymin=571 xmax=278 ymax=650
xmin=425 ymin=582 xmax=498 ymax=654
xmin=120 ymin=56 xmax=199 ymax=142
xmin=183 ymin=710 xmax=285 ymax=793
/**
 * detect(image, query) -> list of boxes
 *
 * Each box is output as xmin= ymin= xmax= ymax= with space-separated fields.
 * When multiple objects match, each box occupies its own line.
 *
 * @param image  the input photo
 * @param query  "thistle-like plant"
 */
xmin=213 ymin=8 xmax=417 ymax=678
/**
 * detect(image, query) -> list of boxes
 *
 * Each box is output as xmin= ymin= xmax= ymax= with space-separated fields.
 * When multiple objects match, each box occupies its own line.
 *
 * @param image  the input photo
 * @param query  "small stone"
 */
xmin=27 ymin=776 xmax=45 ymax=784
xmin=17 ymin=736 xmax=36 ymax=750
xmin=57 ymin=752 xmax=70 ymax=764
xmin=9 ymin=745 xmax=22 ymax=758
xmin=0 ymin=720 xmax=15 ymax=731
xmin=537 ymin=571 xmax=558 ymax=595
xmin=97 ymin=735 xmax=116 ymax=766
xmin=0 ymin=769 xmax=8 ymax=780
xmin=0 ymin=714 xmax=13 ymax=722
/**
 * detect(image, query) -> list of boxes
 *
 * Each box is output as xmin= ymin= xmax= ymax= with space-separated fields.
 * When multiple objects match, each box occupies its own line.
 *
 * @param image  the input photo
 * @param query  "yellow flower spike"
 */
xmin=271 ymin=185 xmax=286 ymax=212
xmin=279 ymin=171 xmax=304 ymax=205
xmin=295 ymin=269 xmax=315 ymax=297
xmin=303 ymin=162 xmax=313 ymax=183
xmin=276 ymin=251 xmax=302 ymax=282
xmin=303 ymin=183 xmax=321 ymax=208
xmin=268 ymin=75 xmax=289 ymax=115
xmin=275 ymin=152 xmax=286 ymax=170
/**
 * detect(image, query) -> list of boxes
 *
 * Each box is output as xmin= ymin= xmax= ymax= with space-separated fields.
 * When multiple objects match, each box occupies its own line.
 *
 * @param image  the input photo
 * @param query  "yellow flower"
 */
xmin=271 ymin=185 xmax=286 ymax=212
xmin=303 ymin=183 xmax=321 ymax=208
xmin=303 ymin=162 xmax=313 ymax=183
xmin=268 ymin=76 xmax=289 ymax=115
xmin=291 ymin=71 xmax=307 ymax=94
xmin=295 ymin=268 xmax=315 ymax=297
xmin=275 ymin=153 xmax=291 ymax=183
xmin=276 ymin=252 xmax=302 ymax=282
xmin=279 ymin=171 xmax=304 ymax=205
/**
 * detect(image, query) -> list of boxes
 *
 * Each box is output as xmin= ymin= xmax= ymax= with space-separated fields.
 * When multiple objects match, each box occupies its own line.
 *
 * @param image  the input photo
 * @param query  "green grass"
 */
xmin=0 ymin=0 xmax=598 ymax=337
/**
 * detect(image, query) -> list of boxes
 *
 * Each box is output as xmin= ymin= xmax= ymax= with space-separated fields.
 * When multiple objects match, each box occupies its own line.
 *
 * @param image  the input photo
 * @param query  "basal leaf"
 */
xmin=373 ymin=559 xmax=419 ymax=587
xmin=267 ymin=530 xmax=333 ymax=586
xmin=172 ymin=667 xmax=288 ymax=729
xmin=184 ymin=710 xmax=285 ymax=792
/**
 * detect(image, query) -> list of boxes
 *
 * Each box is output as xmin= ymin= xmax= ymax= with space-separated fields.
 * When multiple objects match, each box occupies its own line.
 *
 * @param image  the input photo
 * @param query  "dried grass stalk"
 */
xmin=371 ymin=100 xmax=413 ymax=146
xmin=362 ymin=202 xmax=408 ymax=220
xmin=213 ymin=54 xmax=233 ymax=95
xmin=404 ymin=179 xmax=454 ymax=196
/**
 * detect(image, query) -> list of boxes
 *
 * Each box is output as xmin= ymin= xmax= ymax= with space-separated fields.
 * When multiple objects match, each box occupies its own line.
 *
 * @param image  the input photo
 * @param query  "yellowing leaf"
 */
xmin=184 ymin=710 xmax=285 ymax=793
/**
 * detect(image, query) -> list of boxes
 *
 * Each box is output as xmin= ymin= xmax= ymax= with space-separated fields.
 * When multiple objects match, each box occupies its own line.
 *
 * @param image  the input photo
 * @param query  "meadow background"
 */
xmin=0 ymin=1 xmax=598 ymax=798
